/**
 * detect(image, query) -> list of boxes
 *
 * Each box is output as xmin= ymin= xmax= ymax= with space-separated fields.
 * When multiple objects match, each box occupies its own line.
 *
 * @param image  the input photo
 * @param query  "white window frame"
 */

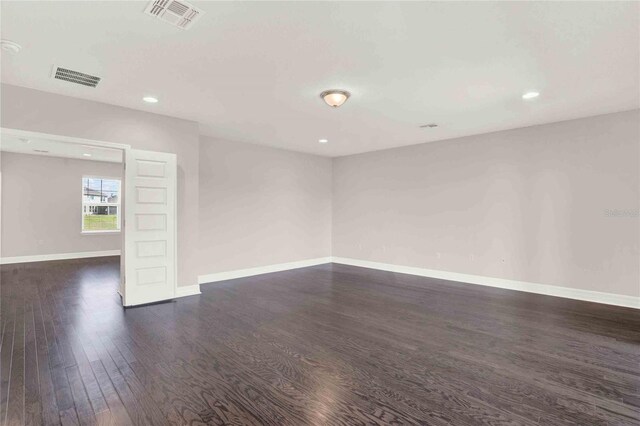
xmin=81 ymin=175 xmax=122 ymax=234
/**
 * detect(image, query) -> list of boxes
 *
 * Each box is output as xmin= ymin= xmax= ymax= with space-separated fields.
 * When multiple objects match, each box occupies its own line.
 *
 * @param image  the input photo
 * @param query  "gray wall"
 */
xmin=0 ymin=84 xmax=333 ymax=284
xmin=198 ymin=136 xmax=332 ymax=274
xmin=2 ymin=84 xmax=637 ymax=298
xmin=1 ymin=83 xmax=200 ymax=287
xmin=1 ymin=152 xmax=122 ymax=257
xmin=333 ymin=110 xmax=640 ymax=297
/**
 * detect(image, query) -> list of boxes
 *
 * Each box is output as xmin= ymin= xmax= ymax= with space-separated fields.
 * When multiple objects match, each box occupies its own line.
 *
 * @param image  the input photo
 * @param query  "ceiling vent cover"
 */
xmin=52 ymin=66 xmax=101 ymax=88
xmin=144 ymin=0 xmax=204 ymax=30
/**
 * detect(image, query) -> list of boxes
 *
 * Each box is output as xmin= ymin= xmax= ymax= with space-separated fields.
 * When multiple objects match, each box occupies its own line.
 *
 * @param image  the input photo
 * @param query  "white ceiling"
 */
xmin=1 ymin=133 xmax=123 ymax=163
xmin=1 ymin=1 xmax=638 ymax=157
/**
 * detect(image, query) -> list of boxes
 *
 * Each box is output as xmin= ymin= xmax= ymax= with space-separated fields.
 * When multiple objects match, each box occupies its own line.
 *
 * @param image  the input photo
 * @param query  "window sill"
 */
xmin=81 ymin=231 xmax=121 ymax=235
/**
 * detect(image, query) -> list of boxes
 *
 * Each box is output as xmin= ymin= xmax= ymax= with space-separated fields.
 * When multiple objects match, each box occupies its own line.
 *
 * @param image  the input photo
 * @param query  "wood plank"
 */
xmin=24 ymin=302 xmax=43 ymax=426
xmin=33 ymin=291 xmax=61 ymax=426
xmin=5 ymin=288 xmax=25 ymax=426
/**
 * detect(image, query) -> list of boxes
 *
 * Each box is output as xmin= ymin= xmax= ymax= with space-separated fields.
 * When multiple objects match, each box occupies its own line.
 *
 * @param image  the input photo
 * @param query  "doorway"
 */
xmin=0 ymin=128 xmax=178 ymax=307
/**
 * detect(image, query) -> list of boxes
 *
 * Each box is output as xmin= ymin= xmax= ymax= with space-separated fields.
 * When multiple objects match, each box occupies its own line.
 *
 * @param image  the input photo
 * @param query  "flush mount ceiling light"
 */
xmin=320 ymin=90 xmax=350 ymax=108
xmin=143 ymin=96 xmax=159 ymax=103
xmin=1 ymin=40 xmax=22 ymax=54
xmin=83 ymin=153 xmax=92 ymax=157
xmin=522 ymin=91 xmax=540 ymax=100
xmin=318 ymin=139 xmax=328 ymax=144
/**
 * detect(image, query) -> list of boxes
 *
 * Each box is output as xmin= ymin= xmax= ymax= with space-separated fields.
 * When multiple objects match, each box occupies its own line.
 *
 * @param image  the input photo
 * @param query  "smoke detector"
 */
xmin=144 ymin=0 xmax=204 ymax=30
xmin=51 ymin=66 xmax=101 ymax=88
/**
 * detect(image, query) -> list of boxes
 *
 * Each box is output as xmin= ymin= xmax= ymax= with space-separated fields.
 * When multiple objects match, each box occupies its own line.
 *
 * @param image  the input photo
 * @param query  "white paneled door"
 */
xmin=123 ymin=149 xmax=177 ymax=306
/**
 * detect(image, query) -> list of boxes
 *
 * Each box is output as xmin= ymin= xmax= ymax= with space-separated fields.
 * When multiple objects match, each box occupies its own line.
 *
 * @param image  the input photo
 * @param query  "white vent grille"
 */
xmin=144 ymin=0 xmax=203 ymax=30
xmin=52 ymin=66 xmax=101 ymax=88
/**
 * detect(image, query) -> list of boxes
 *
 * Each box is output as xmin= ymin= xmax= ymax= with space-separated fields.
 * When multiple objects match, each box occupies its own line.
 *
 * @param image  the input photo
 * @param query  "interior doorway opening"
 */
xmin=0 ymin=128 xmax=178 ymax=307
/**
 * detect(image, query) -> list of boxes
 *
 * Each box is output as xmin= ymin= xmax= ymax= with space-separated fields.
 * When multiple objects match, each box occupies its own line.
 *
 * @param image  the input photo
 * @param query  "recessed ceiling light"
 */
xmin=83 ymin=153 xmax=92 ymax=157
xmin=143 ymin=96 xmax=159 ymax=103
xmin=19 ymin=138 xmax=31 ymax=144
xmin=33 ymin=149 xmax=49 ymax=153
xmin=320 ymin=90 xmax=350 ymax=108
xmin=522 ymin=91 xmax=540 ymax=100
xmin=1 ymin=40 xmax=22 ymax=54
xmin=318 ymin=139 xmax=328 ymax=144
xmin=420 ymin=123 xmax=438 ymax=128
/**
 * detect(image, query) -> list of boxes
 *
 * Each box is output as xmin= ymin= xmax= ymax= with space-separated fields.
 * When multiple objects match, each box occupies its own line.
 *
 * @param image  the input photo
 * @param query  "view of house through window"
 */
xmin=82 ymin=177 xmax=121 ymax=232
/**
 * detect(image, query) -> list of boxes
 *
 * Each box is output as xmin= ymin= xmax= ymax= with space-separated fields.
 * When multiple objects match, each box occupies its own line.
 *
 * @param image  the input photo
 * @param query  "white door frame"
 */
xmin=0 ymin=127 xmax=179 ymax=306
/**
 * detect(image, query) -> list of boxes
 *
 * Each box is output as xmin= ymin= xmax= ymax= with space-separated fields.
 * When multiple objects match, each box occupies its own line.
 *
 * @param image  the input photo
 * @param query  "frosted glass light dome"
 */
xmin=320 ymin=90 xmax=350 ymax=108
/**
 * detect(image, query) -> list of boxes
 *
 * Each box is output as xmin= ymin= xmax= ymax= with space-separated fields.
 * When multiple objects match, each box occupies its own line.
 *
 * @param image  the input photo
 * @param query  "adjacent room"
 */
xmin=1 ymin=1 xmax=638 ymax=425
xmin=1 ymin=133 xmax=124 ymax=263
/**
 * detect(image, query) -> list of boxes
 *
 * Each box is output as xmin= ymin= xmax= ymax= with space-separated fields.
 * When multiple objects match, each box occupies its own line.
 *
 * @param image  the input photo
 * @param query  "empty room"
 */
xmin=0 ymin=1 xmax=638 ymax=425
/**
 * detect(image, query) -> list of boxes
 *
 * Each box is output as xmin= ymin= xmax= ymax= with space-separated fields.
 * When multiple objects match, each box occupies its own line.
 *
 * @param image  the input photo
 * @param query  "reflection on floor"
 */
xmin=1 ymin=256 xmax=639 ymax=425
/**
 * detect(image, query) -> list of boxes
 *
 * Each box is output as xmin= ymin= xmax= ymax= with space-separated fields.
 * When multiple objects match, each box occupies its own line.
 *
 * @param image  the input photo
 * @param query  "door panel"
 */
xmin=124 ymin=149 xmax=177 ymax=306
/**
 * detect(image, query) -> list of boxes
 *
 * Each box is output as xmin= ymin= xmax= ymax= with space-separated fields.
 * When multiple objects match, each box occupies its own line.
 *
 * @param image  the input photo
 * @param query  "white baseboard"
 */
xmin=0 ymin=250 xmax=121 ymax=265
xmin=118 ymin=286 xmax=201 ymax=302
xmin=331 ymin=257 xmax=640 ymax=309
xmin=198 ymin=257 xmax=332 ymax=284
xmin=175 ymin=284 xmax=201 ymax=298
xmin=125 ymin=254 xmax=637 ymax=309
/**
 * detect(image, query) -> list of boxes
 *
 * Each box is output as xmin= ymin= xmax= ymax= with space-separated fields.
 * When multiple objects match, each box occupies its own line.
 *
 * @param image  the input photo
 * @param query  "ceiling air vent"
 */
xmin=52 ymin=66 xmax=101 ymax=88
xmin=144 ymin=0 xmax=204 ymax=30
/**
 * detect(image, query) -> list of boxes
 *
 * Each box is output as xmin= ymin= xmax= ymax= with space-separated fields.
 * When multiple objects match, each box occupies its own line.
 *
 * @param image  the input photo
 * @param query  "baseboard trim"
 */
xmin=183 ymin=255 xmax=640 ymax=309
xmin=331 ymin=257 xmax=640 ymax=309
xmin=0 ymin=250 xmax=121 ymax=265
xmin=198 ymin=257 xmax=332 ymax=284
xmin=175 ymin=284 xmax=201 ymax=298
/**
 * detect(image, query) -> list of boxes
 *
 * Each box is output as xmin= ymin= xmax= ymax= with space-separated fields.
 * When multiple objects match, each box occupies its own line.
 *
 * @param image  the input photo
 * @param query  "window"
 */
xmin=82 ymin=177 xmax=121 ymax=233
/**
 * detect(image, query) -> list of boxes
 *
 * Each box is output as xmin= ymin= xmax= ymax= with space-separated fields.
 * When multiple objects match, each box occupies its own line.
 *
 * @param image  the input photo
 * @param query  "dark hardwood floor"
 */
xmin=1 ymin=257 xmax=639 ymax=425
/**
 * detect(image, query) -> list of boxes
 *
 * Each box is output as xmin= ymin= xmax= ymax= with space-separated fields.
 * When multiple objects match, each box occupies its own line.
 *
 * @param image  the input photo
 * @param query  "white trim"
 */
xmin=331 ymin=257 xmax=640 ymax=309
xmin=0 ymin=250 xmax=121 ymax=265
xmin=198 ymin=257 xmax=332 ymax=284
xmin=175 ymin=285 xmax=201 ymax=298
xmin=0 ymin=127 xmax=131 ymax=151
xmin=119 ymin=286 xmax=200 ymax=302
xmin=81 ymin=231 xmax=121 ymax=235
xmin=197 ymin=256 xmax=639 ymax=309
